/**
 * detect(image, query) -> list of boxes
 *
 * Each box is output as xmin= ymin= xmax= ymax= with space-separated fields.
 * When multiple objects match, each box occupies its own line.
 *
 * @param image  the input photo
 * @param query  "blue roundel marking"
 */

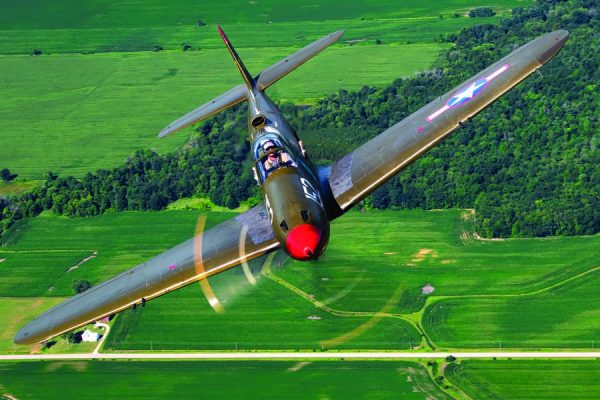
xmin=447 ymin=79 xmax=488 ymax=107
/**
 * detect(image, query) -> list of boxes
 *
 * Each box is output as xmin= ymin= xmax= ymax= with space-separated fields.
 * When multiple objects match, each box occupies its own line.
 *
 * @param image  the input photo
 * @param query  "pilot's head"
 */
xmin=262 ymin=140 xmax=276 ymax=152
xmin=262 ymin=140 xmax=279 ymax=163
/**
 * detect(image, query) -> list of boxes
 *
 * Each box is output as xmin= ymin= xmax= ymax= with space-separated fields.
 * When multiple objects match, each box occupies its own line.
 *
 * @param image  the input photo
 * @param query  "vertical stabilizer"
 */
xmin=217 ymin=24 xmax=255 ymax=92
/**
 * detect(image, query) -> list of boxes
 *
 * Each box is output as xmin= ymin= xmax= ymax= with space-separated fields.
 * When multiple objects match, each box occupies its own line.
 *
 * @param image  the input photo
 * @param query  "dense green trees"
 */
xmin=292 ymin=0 xmax=599 ymax=238
xmin=73 ymin=279 xmax=92 ymax=294
xmin=0 ymin=0 xmax=597 ymax=240
xmin=468 ymin=7 xmax=496 ymax=18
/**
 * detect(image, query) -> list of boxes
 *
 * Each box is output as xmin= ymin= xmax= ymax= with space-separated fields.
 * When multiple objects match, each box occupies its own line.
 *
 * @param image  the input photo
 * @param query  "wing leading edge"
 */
xmin=14 ymin=205 xmax=278 ymax=345
xmin=327 ymin=30 xmax=569 ymax=210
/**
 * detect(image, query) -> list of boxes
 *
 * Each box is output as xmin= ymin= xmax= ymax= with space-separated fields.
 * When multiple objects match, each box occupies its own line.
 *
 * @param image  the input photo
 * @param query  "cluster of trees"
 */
xmin=468 ymin=7 xmax=496 ymax=18
xmin=73 ymin=279 xmax=92 ymax=294
xmin=0 ymin=168 xmax=17 ymax=182
xmin=0 ymin=0 xmax=597 ymax=240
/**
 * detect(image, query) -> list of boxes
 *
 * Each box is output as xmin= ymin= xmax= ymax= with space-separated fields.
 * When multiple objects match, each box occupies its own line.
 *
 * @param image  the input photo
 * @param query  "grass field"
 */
xmin=446 ymin=360 xmax=600 ymax=399
xmin=423 ymin=269 xmax=600 ymax=349
xmin=0 ymin=16 xmax=505 ymax=55
xmin=0 ymin=0 xmax=531 ymax=179
xmin=0 ymin=180 xmax=40 ymax=197
xmin=0 ymin=43 xmax=446 ymax=178
xmin=0 ymin=360 xmax=452 ymax=400
xmin=0 ymin=0 xmax=526 ymax=54
xmin=0 ymin=211 xmax=232 ymax=297
xmin=0 ymin=297 xmax=64 ymax=354
xmin=1 ymin=209 xmax=598 ymax=353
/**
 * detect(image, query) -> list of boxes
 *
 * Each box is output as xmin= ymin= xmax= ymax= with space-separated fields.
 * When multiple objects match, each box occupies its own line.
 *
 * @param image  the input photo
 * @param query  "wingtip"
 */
xmin=332 ymin=30 xmax=344 ymax=40
xmin=158 ymin=128 xmax=172 ymax=138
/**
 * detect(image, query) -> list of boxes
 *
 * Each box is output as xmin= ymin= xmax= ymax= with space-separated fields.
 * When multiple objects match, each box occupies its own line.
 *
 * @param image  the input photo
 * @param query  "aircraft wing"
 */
xmin=14 ymin=205 xmax=278 ymax=344
xmin=326 ymin=30 xmax=569 ymax=210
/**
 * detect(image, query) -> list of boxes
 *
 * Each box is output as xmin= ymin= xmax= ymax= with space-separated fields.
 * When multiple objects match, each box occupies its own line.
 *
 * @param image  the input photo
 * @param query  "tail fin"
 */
xmin=158 ymin=29 xmax=344 ymax=137
xmin=217 ymin=25 xmax=255 ymax=92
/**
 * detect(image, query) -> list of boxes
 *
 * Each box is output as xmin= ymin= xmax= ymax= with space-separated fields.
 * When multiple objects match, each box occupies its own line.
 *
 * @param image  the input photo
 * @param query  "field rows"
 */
xmin=446 ymin=360 xmax=600 ymax=399
xmin=0 ymin=209 xmax=597 ymax=354
xmin=0 ymin=360 xmax=451 ymax=400
xmin=0 ymin=0 xmax=526 ymax=54
xmin=0 ymin=43 xmax=445 ymax=179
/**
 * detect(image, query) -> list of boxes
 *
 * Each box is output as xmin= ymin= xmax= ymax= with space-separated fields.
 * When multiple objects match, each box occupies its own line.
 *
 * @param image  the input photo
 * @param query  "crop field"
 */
xmin=446 ymin=360 xmax=600 ymax=399
xmin=423 ymin=269 xmax=600 ymax=349
xmin=0 ymin=211 xmax=231 ymax=297
xmin=0 ymin=0 xmax=526 ymax=54
xmin=0 ymin=360 xmax=452 ymax=400
xmin=0 ymin=0 xmax=531 ymax=179
xmin=0 ymin=43 xmax=446 ymax=178
xmin=0 ymin=180 xmax=39 ymax=197
xmin=1 ymin=209 xmax=597 ymax=354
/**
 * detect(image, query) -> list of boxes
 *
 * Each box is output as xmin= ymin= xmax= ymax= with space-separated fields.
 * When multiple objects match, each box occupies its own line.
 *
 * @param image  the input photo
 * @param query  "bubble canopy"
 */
xmin=253 ymin=134 xmax=297 ymax=182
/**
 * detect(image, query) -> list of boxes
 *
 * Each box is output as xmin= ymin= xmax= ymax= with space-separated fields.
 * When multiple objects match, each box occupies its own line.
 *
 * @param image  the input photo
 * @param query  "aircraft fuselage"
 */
xmin=247 ymin=91 xmax=330 ymax=260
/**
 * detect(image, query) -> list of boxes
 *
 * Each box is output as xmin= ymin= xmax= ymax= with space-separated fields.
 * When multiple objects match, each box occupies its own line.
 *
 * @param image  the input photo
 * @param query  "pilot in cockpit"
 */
xmin=262 ymin=140 xmax=293 ymax=172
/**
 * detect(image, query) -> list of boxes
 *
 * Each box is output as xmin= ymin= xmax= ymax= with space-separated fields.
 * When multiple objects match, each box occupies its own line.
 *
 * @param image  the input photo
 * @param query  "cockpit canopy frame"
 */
xmin=253 ymin=134 xmax=297 ymax=182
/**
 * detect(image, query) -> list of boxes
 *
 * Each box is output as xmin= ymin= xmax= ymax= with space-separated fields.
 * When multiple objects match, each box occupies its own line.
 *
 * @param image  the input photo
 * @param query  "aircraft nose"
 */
xmin=286 ymin=224 xmax=322 ymax=260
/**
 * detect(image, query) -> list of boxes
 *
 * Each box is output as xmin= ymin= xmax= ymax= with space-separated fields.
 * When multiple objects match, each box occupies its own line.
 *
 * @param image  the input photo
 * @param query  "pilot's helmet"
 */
xmin=261 ymin=140 xmax=279 ymax=158
xmin=262 ymin=140 xmax=276 ymax=152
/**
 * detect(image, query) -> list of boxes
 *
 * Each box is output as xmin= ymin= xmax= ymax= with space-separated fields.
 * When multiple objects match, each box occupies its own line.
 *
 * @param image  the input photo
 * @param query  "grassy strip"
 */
xmin=445 ymin=359 xmax=600 ymax=400
xmin=0 ymin=359 xmax=453 ymax=400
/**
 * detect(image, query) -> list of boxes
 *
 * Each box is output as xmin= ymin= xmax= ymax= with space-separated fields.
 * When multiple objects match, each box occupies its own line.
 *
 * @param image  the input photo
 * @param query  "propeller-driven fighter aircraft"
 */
xmin=14 ymin=26 xmax=569 ymax=345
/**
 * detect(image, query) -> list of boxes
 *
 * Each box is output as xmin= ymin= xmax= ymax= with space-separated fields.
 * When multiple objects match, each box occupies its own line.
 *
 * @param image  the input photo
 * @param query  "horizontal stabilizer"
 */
xmin=256 ymin=30 xmax=344 ymax=91
xmin=158 ymin=30 xmax=344 ymax=137
xmin=158 ymin=84 xmax=247 ymax=137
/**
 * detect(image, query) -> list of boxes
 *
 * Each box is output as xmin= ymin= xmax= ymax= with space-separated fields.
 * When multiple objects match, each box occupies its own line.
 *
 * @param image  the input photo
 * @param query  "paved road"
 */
xmin=1 ymin=351 xmax=599 ymax=361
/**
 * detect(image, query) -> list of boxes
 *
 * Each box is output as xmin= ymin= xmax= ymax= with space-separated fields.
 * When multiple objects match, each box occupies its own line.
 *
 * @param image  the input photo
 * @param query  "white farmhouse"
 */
xmin=81 ymin=329 xmax=100 ymax=342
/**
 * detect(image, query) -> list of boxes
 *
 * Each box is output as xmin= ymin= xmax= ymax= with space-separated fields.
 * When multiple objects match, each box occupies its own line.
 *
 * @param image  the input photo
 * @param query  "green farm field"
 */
xmin=0 ymin=0 xmax=531 ymax=179
xmin=0 ymin=360 xmax=452 ymax=400
xmin=1 ymin=209 xmax=598 ymax=353
xmin=0 ymin=43 xmax=445 ymax=178
xmin=0 ymin=0 xmax=525 ymax=54
xmin=446 ymin=360 xmax=600 ymax=399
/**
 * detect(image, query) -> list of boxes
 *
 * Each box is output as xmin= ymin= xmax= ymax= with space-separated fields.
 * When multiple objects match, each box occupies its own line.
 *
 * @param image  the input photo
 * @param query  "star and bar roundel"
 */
xmin=425 ymin=64 xmax=511 ymax=122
